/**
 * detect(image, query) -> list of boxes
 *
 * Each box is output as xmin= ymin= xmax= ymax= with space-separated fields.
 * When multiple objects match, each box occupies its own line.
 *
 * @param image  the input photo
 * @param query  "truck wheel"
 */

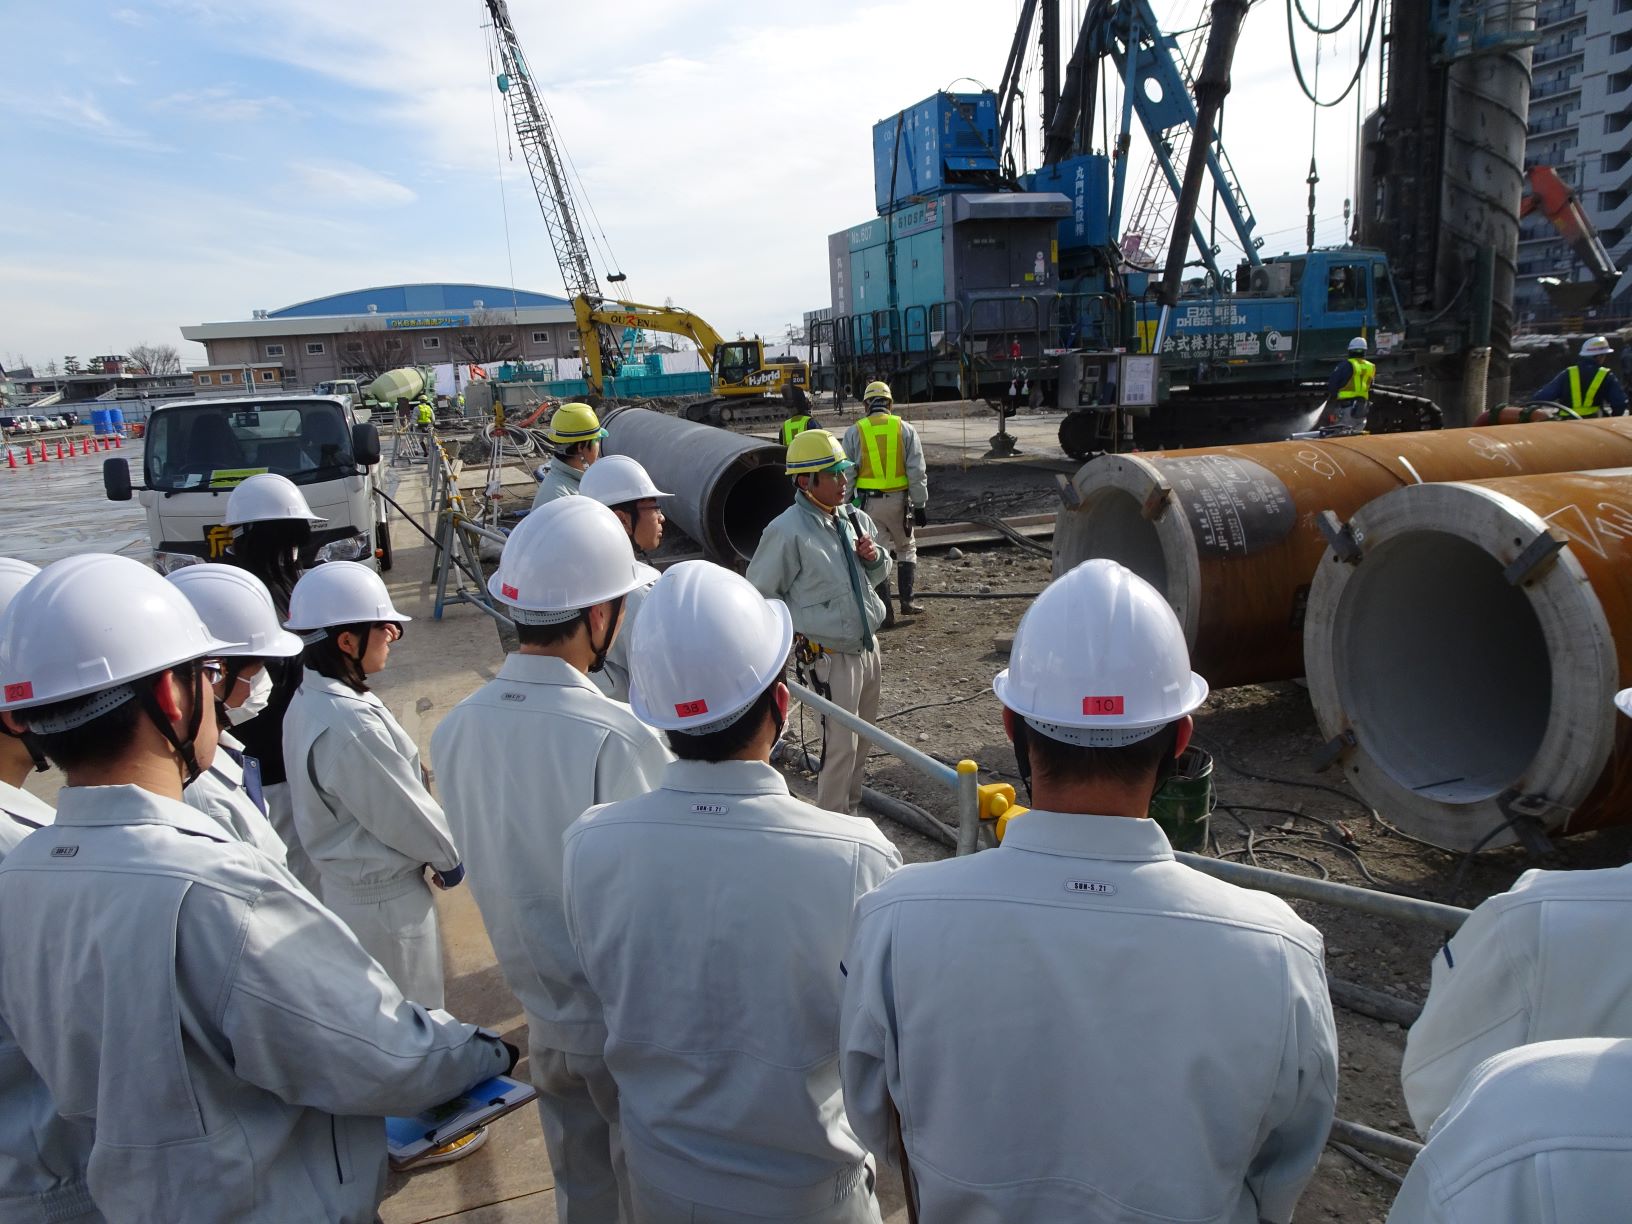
xmin=376 ymin=521 xmax=393 ymax=572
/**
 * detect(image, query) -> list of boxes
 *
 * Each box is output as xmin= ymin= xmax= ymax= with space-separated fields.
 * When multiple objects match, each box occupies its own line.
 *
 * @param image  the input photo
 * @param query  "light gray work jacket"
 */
xmin=563 ymin=759 xmax=900 ymax=1214
xmin=840 ymin=810 xmax=1338 ymax=1224
xmin=183 ymin=731 xmax=288 ymax=866
xmin=284 ymin=670 xmax=460 ymax=903
xmin=1402 ymin=861 xmax=1632 ymax=1134
xmin=0 ymin=785 xmax=510 ymax=1223
xmin=430 ymin=653 xmax=671 ymax=1054
xmin=0 ymin=799 xmax=101 ymax=1224
xmin=530 ymin=460 xmax=583 ymax=511
xmin=746 ymin=493 xmax=890 ymax=656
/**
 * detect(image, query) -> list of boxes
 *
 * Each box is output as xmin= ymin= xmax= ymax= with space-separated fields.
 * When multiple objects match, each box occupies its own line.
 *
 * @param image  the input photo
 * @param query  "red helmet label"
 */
xmin=674 ymin=699 xmax=709 ymax=718
xmin=500 ymin=583 xmax=519 ymax=600
xmin=4 ymin=682 xmax=33 ymax=702
xmin=1083 ymin=696 xmax=1125 ymax=716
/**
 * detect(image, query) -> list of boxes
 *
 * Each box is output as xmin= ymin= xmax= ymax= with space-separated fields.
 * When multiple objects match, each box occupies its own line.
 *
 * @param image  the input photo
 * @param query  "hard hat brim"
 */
xmin=0 ymin=631 xmax=246 ymax=711
xmin=991 ymin=668 xmax=1210 ymax=733
xmin=627 ymin=597 xmax=794 ymax=731
xmin=1616 ymin=688 xmax=1632 ymax=719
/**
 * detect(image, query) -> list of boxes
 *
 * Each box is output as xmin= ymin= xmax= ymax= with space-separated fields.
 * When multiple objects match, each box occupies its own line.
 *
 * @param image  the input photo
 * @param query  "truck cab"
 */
xmin=103 ymin=394 xmax=388 ymax=573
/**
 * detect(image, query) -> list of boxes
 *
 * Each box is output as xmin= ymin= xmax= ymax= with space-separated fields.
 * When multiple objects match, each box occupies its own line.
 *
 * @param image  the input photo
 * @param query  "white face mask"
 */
xmin=226 ymin=667 xmax=275 ymax=726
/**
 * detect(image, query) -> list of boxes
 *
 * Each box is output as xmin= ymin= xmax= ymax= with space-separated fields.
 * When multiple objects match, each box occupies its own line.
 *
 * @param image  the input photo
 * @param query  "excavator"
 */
xmin=573 ymin=299 xmax=810 ymax=424
xmin=1520 ymin=165 xmax=1622 ymax=313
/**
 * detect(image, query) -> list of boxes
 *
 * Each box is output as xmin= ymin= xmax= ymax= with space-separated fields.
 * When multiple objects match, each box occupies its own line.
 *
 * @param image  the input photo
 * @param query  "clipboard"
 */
xmin=385 ymin=1074 xmax=539 ymax=1170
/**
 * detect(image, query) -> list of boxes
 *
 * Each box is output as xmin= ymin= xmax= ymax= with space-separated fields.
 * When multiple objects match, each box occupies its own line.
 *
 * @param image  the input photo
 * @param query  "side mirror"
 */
xmin=104 ymin=457 xmax=132 ymax=502
xmin=352 ymin=422 xmax=381 ymax=467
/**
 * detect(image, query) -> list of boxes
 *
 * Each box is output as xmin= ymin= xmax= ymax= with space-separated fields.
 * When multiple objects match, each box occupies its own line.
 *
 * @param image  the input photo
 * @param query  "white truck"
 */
xmin=103 ymin=393 xmax=393 ymax=572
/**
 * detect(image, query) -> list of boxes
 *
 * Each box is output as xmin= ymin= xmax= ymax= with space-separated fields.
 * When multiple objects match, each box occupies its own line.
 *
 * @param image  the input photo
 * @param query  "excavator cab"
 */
xmin=714 ymin=340 xmax=762 ymax=389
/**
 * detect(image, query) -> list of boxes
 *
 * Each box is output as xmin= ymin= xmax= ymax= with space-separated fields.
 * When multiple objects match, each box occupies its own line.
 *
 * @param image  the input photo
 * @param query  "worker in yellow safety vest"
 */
xmin=1531 ymin=336 xmax=1628 ymax=417
xmin=780 ymin=414 xmax=810 ymax=446
xmin=1324 ymin=337 xmax=1376 ymax=433
xmin=841 ymin=381 xmax=928 ymax=627
xmin=414 ymin=399 xmax=434 ymax=432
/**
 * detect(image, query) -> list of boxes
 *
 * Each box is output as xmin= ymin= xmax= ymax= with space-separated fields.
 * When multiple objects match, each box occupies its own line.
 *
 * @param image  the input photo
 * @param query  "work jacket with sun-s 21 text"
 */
xmin=0 ymin=785 xmax=510 ymax=1224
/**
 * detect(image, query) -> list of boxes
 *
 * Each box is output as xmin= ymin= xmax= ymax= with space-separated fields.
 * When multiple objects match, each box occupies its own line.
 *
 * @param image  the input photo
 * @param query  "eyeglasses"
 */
xmin=200 ymin=660 xmax=226 ymax=685
xmin=374 ymin=621 xmax=404 ymax=642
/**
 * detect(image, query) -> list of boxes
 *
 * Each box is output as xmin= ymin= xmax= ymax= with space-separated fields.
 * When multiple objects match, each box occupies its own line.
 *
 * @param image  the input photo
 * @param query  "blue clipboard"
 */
xmin=386 ymin=1074 xmax=538 ymax=1170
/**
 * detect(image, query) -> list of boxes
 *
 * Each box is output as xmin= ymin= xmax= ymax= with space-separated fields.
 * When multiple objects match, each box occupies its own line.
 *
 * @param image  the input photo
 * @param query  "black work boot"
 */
xmin=876 ymin=581 xmax=897 ymax=630
xmin=899 ymin=562 xmax=926 ymax=615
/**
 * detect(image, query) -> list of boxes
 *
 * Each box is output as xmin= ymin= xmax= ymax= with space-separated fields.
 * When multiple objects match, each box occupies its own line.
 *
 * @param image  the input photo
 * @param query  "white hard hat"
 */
xmin=626 ymin=560 xmax=792 ymax=733
xmin=993 ymin=558 xmax=1208 ymax=747
xmin=0 ymin=558 xmax=41 ymax=616
xmin=580 ymin=455 xmax=671 ymax=507
xmin=224 ymin=473 xmax=327 ymax=528
xmin=168 ymin=564 xmax=304 ymax=659
xmin=1616 ymin=689 xmax=1632 ymax=719
xmin=489 ymin=497 xmax=658 ymax=625
xmin=0 ymin=554 xmax=240 ymax=716
xmin=284 ymin=561 xmax=411 ymax=633
xmin=1582 ymin=335 xmax=1614 ymax=358
xmin=1347 ymin=336 xmax=1368 ymax=354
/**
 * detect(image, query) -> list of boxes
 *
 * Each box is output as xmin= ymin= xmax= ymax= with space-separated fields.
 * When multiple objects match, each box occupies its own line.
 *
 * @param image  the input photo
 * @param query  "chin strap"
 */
xmin=0 ymin=723 xmax=49 ymax=773
xmin=1011 ymin=717 xmax=1035 ymax=804
xmin=584 ymin=595 xmax=627 ymax=674
xmin=136 ymin=665 xmax=207 ymax=787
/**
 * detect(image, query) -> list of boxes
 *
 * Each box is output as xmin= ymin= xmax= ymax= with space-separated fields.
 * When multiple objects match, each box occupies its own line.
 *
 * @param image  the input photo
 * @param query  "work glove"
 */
xmin=913 ymin=505 xmax=928 ymax=527
xmin=429 ymin=863 xmax=467 ymax=889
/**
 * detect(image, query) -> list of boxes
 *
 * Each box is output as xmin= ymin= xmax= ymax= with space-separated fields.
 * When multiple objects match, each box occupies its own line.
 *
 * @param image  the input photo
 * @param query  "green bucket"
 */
xmin=1148 ymin=747 xmax=1213 ymax=852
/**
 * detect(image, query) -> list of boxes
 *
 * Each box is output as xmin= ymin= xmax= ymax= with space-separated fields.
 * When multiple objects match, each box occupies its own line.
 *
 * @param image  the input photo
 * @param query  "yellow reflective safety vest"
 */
xmin=1338 ymin=358 xmax=1375 ymax=401
xmin=1568 ymin=365 xmax=1611 ymax=417
xmin=855 ymin=413 xmax=908 ymax=491
xmin=416 ymin=402 xmax=433 ymax=425
xmin=781 ymin=415 xmax=810 ymax=446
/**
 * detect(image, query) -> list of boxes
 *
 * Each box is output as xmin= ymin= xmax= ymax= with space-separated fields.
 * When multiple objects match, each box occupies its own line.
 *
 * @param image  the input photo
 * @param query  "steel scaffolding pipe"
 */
xmin=1304 ymin=467 xmax=1632 ymax=852
xmin=602 ymin=407 xmax=792 ymax=563
xmin=1053 ymin=419 xmax=1632 ymax=688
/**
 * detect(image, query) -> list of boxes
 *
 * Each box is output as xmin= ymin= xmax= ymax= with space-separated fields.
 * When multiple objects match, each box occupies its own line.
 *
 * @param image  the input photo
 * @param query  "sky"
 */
xmin=0 ymin=0 xmax=1377 ymax=368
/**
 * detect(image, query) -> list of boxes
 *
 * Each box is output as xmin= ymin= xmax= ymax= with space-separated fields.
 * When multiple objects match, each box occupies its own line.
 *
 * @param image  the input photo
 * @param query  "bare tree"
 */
xmin=455 ymin=309 xmax=522 ymax=364
xmin=128 ymin=343 xmax=183 ymax=375
xmin=340 ymin=324 xmax=409 ymax=381
xmin=43 ymin=360 xmax=59 ymax=376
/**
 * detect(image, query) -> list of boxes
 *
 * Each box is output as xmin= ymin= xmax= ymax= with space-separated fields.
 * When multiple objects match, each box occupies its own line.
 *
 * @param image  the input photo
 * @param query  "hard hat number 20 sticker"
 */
xmin=1083 ymin=695 xmax=1125 ymax=716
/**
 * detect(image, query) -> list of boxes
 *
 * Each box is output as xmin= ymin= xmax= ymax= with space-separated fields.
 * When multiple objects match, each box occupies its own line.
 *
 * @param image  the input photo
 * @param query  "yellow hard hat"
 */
xmin=545 ymin=402 xmax=607 ymax=446
xmin=784 ymin=428 xmax=854 ymax=476
xmin=862 ymin=380 xmax=894 ymax=406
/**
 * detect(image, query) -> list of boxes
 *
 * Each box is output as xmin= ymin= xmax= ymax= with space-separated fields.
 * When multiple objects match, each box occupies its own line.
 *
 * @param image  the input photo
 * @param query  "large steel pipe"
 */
xmin=1304 ymin=468 xmax=1632 ymax=851
xmin=602 ymin=407 xmax=792 ymax=563
xmin=1053 ymin=420 xmax=1632 ymax=688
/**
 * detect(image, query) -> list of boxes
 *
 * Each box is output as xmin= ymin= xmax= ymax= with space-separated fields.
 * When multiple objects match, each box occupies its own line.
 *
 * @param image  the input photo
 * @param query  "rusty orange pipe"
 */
xmin=1053 ymin=420 xmax=1632 ymax=688
xmin=1304 ymin=467 xmax=1632 ymax=850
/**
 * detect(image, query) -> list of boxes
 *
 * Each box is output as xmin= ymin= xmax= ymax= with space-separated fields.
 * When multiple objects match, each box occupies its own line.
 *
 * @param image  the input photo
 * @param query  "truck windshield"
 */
xmin=144 ymin=399 xmax=354 ymax=492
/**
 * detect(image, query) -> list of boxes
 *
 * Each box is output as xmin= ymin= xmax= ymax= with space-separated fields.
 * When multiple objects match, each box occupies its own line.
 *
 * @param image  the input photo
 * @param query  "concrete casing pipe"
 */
xmin=602 ymin=407 xmax=792 ymax=564
xmin=1053 ymin=420 xmax=1632 ymax=688
xmin=1303 ymin=469 xmax=1632 ymax=851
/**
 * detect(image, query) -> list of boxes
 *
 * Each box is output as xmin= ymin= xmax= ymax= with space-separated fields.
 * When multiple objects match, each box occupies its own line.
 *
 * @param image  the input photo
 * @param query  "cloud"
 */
xmin=112 ymin=7 xmax=147 ymax=25
xmin=4 ymin=89 xmax=174 ymax=153
xmin=152 ymin=86 xmax=301 ymax=122
xmin=291 ymin=162 xmax=417 ymax=206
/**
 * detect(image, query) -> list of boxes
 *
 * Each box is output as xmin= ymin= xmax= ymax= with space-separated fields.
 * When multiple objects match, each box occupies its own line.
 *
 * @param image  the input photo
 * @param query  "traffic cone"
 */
xmin=24 ymin=444 xmax=33 ymax=465
xmin=38 ymin=442 xmax=48 ymax=462
xmin=6 ymin=448 xmax=15 ymax=469
xmin=114 ymin=435 xmax=122 ymax=448
xmin=55 ymin=441 xmax=63 ymax=460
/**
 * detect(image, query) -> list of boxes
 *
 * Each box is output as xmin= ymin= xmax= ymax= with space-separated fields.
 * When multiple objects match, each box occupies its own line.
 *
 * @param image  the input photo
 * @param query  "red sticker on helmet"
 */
xmin=674 ymin=698 xmax=709 ymax=718
xmin=500 ymin=583 xmax=519 ymax=600
xmin=1083 ymin=696 xmax=1125 ymax=716
xmin=4 ymin=682 xmax=33 ymax=702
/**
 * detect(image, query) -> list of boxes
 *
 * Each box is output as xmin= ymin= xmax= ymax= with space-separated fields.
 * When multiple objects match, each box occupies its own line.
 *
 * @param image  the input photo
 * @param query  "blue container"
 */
xmin=1020 ymin=155 xmax=1112 ymax=255
xmin=873 ymin=91 xmax=999 ymax=213
xmin=108 ymin=408 xmax=125 ymax=434
xmin=90 ymin=409 xmax=111 ymax=435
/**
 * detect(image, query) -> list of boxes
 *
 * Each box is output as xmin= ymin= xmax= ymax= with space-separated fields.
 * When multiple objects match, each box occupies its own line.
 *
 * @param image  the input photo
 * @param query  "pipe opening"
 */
xmin=1340 ymin=530 xmax=1552 ymax=804
xmin=1077 ymin=487 xmax=1170 ymax=599
xmin=715 ymin=460 xmax=793 ymax=562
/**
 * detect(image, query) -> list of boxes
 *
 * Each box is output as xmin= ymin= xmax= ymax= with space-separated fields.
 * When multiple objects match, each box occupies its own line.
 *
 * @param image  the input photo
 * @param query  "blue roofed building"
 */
xmin=180 ymin=282 xmax=578 ymax=390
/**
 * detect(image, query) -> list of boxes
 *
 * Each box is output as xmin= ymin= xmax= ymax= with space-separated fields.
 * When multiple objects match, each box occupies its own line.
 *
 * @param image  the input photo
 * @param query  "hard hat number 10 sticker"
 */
xmin=1083 ymin=695 xmax=1125 ymax=716
xmin=675 ymin=699 xmax=709 ymax=718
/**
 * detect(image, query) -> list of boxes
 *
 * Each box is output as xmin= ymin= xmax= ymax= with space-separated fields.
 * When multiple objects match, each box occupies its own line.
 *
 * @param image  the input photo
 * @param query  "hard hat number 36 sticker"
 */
xmin=1083 ymin=695 xmax=1125 ymax=715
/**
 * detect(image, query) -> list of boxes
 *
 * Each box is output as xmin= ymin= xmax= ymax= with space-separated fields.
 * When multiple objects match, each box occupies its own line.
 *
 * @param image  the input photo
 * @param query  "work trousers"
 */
xmin=262 ymin=781 xmax=321 ymax=897
xmin=1337 ymin=396 xmax=1369 ymax=432
xmin=859 ymin=490 xmax=915 ymax=564
xmin=627 ymin=1163 xmax=882 ymax=1224
xmin=323 ymin=877 xmax=445 ymax=1009
xmin=530 ymin=1036 xmax=629 ymax=1224
xmin=812 ymin=646 xmax=882 ymax=815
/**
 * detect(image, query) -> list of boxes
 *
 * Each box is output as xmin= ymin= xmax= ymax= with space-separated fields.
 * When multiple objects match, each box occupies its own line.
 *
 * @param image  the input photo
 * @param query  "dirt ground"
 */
xmin=772 ymin=456 xmax=1632 ymax=1221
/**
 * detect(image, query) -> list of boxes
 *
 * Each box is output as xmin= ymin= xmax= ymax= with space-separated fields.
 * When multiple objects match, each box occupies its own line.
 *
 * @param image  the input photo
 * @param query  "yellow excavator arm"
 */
xmin=573 ymin=297 xmax=727 ymax=392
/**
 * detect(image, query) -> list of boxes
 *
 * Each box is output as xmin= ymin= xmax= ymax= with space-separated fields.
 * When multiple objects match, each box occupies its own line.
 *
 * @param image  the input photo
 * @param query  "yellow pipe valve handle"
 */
xmin=978 ymin=781 xmax=1029 ymax=843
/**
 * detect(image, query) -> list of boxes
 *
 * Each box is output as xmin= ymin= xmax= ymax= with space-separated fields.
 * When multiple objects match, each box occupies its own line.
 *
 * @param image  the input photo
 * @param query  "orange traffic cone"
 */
xmin=38 ymin=442 xmax=48 ymax=462
xmin=114 ymin=435 xmax=122 ymax=448
xmin=24 ymin=445 xmax=33 ymax=465
xmin=6 ymin=448 xmax=15 ymax=469
xmin=55 ymin=441 xmax=63 ymax=459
